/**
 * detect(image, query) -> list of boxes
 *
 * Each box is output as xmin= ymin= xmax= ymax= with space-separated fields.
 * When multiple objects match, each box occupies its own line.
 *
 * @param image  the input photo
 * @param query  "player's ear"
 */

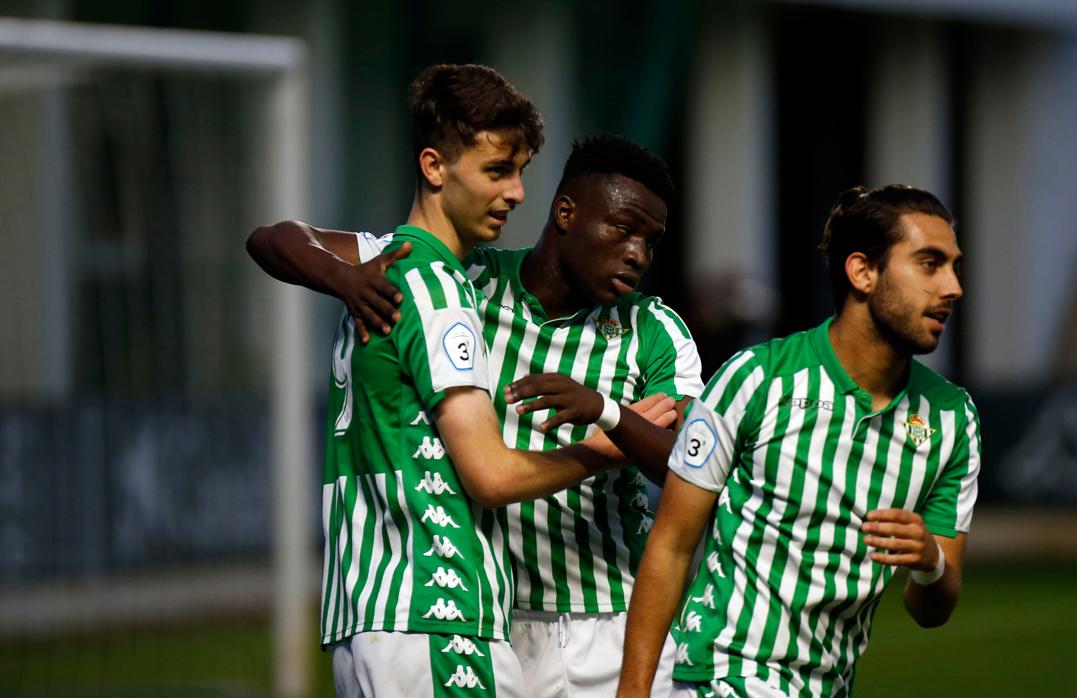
xmin=552 ymin=194 xmax=575 ymax=233
xmin=845 ymin=252 xmax=876 ymax=296
xmin=418 ymin=147 xmax=445 ymax=188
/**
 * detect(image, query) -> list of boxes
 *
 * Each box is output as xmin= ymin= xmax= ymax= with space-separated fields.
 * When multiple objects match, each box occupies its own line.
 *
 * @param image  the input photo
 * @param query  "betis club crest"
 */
xmin=904 ymin=413 xmax=936 ymax=446
xmin=596 ymin=312 xmax=630 ymax=340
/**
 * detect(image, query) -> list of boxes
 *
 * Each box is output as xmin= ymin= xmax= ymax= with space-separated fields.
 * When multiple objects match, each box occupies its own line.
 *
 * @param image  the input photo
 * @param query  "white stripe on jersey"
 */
xmin=647 ymin=301 xmax=703 ymax=397
xmin=371 ymin=473 xmax=407 ymax=623
xmin=406 ymin=268 xmax=435 ymax=313
xmin=391 ymin=471 xmax=415 ymax=624
xmin=956 ymin=400 xmax=979 ymax=531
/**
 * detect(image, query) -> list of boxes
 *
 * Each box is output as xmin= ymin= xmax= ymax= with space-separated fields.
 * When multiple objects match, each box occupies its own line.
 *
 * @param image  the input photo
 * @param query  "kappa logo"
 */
xmin=442 ymin=322 xmax=477 ymax=372
xmin=683 ymin=610 xmax=704 ymax=632
xmin=410 ymin=411 xmax=430 ymax=426
xmin=413 ymin=436 xmax=446 ymax=460
xmin=422 ymin=598 xmax=467 ymax=622
xmin=691 ymin=583 xmax=716 ymax=609
xmin=416 ymin=471 xmax=456 ymax=495
xmin=904 ymin=413 xmax=937 ymax=447
xmin=420 ymin=505 xmax=461 ymax=529
xmin=444 ymin=665 xmax=485 ymax=689
xmin=781 ymin=396 xmax=834 ymax=411
xmin=441 ymin=635 xmax=485 ymax=657
xmin=629 ymin=491 xmax=649 ymax=510
xmin=595 ymin=311 xmax=631 ymax=341
xmin=424 ymin=535 xmax=463 ymax=560
xmin=425 ymin=566 xmax=469 ymax=591
xmin=706 ymin=551 xmax=726 ymax=578
xmin=718 ymin=487 xmax=733 ymax=515
xmin=629 ymin=472 xmax=647 ymax=487
xmin=637 ymin=516 xmax=654 ymax=535
xmin=674 ymin=642 xmax=694 ymax=666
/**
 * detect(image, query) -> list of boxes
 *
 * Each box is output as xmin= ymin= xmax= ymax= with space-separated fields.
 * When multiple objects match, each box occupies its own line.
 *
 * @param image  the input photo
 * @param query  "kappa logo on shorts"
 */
xmin=416 ymin=471 xmax=456 ymax=495
xmin=424 ymin=535 xmax=464 ymax=560
xmin=629 ymin=472 xmax=647 ymax=487
xmin=706 ymin=551 xmax=726 ymax=578
xmin=442 ymin=322 xmax=477 ymax=372
xmin=420 ymin=505 xmax=461 ymax=529
xmin=412 ymin=436 xmax=446 ymax=460
xmin=691 ymin=583 xmax=716 ymax=609
xmin=674 ymin=642 xmax=695 ymax=666
xmin=422 ymin=598 xmax=467 ymax=622
xmin=410 ymin=410 xmax=431 ymax=426
xmin=637 ymin=516 xmax=654 ymax=535
xmin=683 ymin=610 xmax=704 ymax=632
xmin=629 ymin=491 xmax=649 ymax=510
xmin=441 ymin=635 xmax=485 ymax=657
xmin=425 ymin=566 xmax=469 ymax=591
xmin=444 ymin=665 xmax=485 ymax=689
xmin=683 ymin=418 xmax=718 ymax=468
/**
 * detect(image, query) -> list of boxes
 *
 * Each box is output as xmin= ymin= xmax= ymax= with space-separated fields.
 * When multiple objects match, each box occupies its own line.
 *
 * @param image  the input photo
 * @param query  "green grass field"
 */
xmin=2 ymin=563 xmax=1074 ymax=697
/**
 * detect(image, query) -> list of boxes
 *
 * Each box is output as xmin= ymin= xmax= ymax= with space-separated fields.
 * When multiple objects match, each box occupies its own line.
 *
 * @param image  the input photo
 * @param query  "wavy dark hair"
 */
xmin=819 ymin=184 xmax=953 ymax=309
xmin=409 ymin=64 xmax=543 ymax=177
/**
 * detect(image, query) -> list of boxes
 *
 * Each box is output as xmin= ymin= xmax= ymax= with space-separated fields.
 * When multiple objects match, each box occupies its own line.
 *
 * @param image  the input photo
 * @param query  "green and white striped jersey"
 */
xmin=467 ymin=247 xmax=703 ymax=612
xmin=348 ymin=233 xmax=703 ymax=613
xmin=667 ymin=318 xmax=980 ymax=697
xmin=319 ymin=226 xmax=514 ymax=645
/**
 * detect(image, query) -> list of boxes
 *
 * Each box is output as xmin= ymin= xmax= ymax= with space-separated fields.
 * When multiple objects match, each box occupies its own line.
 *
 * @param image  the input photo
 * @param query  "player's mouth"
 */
xmin=924 ymin=308 xmax=951 ymax=333
xmin=487 ymin=209 xmax=510 ymax=227
xmin=611 ymin=272 xmax=639 ymax=297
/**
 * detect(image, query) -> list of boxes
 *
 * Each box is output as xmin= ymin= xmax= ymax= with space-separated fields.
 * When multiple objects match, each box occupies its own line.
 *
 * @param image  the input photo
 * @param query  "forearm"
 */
xmin=606 ymin=407 xmax=675 ymax=484
xmin=246 ymin=220 xmax=353 ymax=296
xmin=488 ymin=442 xmax=618 ymax=506
xmin=903 ymin=564 xmax=961 ymax=627
xmin=618 ymin=540 xmax=694 ymax=696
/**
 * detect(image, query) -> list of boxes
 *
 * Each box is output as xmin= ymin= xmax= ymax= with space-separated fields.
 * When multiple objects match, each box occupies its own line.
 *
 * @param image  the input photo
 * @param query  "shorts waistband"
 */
xmin=511 ymin=609 xmax=624 ymax=622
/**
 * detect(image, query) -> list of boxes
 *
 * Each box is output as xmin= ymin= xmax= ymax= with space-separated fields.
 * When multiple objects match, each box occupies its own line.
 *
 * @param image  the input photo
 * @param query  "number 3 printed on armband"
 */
xmin=682 ymin=418 xmax=718 ymax=468
xmin=442 ymin=322 xmax=476 ymax=371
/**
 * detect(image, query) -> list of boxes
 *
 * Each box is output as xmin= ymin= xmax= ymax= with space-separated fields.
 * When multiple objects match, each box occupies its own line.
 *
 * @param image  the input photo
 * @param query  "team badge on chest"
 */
xmin=904 ymin=413 xmax=936 ymax=446
xmin=596 ymin=311 xmax=630 ymax=340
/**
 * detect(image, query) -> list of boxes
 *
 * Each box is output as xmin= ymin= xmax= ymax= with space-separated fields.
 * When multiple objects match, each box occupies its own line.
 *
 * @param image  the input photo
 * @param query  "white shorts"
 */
xmin=509 ymin=609 xmax=676 ymax=698
xmin=672 ymin=677 xmax=791 ymax=698
xmin=331 ymin=630 xmax=525 ymax=697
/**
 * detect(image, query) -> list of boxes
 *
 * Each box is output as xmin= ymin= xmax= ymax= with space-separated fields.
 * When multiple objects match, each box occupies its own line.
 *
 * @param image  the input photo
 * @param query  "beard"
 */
xmin=867 ymin=273 xmax=940 ymax=355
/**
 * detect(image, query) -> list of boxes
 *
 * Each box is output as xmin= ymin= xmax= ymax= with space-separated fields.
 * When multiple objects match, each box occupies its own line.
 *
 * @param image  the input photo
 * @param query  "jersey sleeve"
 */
xmin=668 ymin=349 xmax=766 ymax=493
xmin=390 ymin=260 xmax=491 ymax=413
xmin=637 ymin=298 xmax=704 ymax=400
xmin=353 ymin=231 xmax=392 ymax=263
xmin=920 ymin=392 xmax=981 ymax=537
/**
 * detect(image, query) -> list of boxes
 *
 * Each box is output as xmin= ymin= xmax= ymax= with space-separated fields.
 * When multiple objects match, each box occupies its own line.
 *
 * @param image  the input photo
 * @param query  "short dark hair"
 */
xmin=555 ymin=133 xmax=675 ymax=207
xmin=819 ymin=184 xmax=954 ymax=309
xmin=409 ymin=64 xmax=544 ymax=175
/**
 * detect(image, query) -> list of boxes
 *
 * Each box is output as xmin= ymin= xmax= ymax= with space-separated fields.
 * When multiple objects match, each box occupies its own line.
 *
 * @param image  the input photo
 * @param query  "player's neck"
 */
xmin=406 ymin=192 xmax=474 ymax=260
xmin=829 ymin=307 xmax=910 ymax=410
xmin=522 ymin=228 xmax=589 ymax=320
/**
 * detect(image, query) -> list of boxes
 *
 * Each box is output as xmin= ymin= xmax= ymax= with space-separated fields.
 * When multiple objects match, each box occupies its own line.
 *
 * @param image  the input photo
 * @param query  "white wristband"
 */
xmin=910 ymin=541 xmax=946 ymax=586
xmin=595 ymin=395 xmax=622 ymax=431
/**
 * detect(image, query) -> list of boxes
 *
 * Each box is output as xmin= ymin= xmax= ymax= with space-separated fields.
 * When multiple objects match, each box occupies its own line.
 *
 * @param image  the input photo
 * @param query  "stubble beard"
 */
xmin=867 ymin=273 xmax=939 ymax=356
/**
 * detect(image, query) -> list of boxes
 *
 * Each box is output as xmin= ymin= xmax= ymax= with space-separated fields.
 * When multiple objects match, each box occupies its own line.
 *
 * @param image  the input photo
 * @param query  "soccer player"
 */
xmin=249 ymin=135 xmax=703 ymax=696
xmin=261 ymin=63 xmax=676 ymax=698
xmin=617 ymin=185 xmax=981 ymax=698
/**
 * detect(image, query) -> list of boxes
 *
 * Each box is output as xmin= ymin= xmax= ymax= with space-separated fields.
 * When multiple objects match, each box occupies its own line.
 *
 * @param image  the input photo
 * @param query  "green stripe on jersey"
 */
xmin=669 ymin=318 xmax=980 ymax=696
xmin=319 ymin=226 xmax=513 ymax=645
xmin=469 ymin=246 xmax=704 ymax=612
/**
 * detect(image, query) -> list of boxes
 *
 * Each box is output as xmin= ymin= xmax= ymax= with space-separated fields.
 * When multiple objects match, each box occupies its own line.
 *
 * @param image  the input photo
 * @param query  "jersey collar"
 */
xmin=811 ymin=316 xmax=911 ymax=413
xmin=506 ymin=249 xmax=592 ymax=326
xmin=392 ymin=225 xmax=469 ymax=276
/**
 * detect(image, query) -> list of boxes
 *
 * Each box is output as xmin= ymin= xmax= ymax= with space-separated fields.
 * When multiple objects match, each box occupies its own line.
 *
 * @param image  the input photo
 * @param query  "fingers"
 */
xmin=863 ymin=535 xmax=922 ymax=552
xmin=868 ymin=550 xmax=923 ymax=566
xmin=514 ymin=395 xmax=560 ymax=416
xmin=865 ymin=508 xmax=919 ymax=523
xmin=860 ymin=521 xmax=922 ymax=539
xmin=505 ymin=373 xmax=568 ymax=402
xmin=353 ymin=316 xmax=371 ymax=345
xmin=638 ymin=396 xmax=675 ymax=421
xmin=653 ymin=408 xmax=677 ymax=429
xmin=379 ymin=241 xmax=412 ymax=276
xmin=628 ymin=393 xmax=668 ymax=413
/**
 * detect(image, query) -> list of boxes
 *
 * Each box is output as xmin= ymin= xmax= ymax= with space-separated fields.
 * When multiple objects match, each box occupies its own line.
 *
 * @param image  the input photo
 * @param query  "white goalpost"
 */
xmin=0 ymin=17 xmax=314 ymax=697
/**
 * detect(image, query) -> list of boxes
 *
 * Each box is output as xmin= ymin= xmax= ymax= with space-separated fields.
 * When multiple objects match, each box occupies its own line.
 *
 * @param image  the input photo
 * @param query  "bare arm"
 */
xmin=617 ymin=473 xmax=716 ymax=697
xmin=434 ymin=386 xmax=675 ymax=508
xmin=504 ymin=374 xmax=693 ymax=483
xmin=862 ymin=509 xmax=965 ymax=627
xmin=245 ymin=220 xmax=411 ymax=342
